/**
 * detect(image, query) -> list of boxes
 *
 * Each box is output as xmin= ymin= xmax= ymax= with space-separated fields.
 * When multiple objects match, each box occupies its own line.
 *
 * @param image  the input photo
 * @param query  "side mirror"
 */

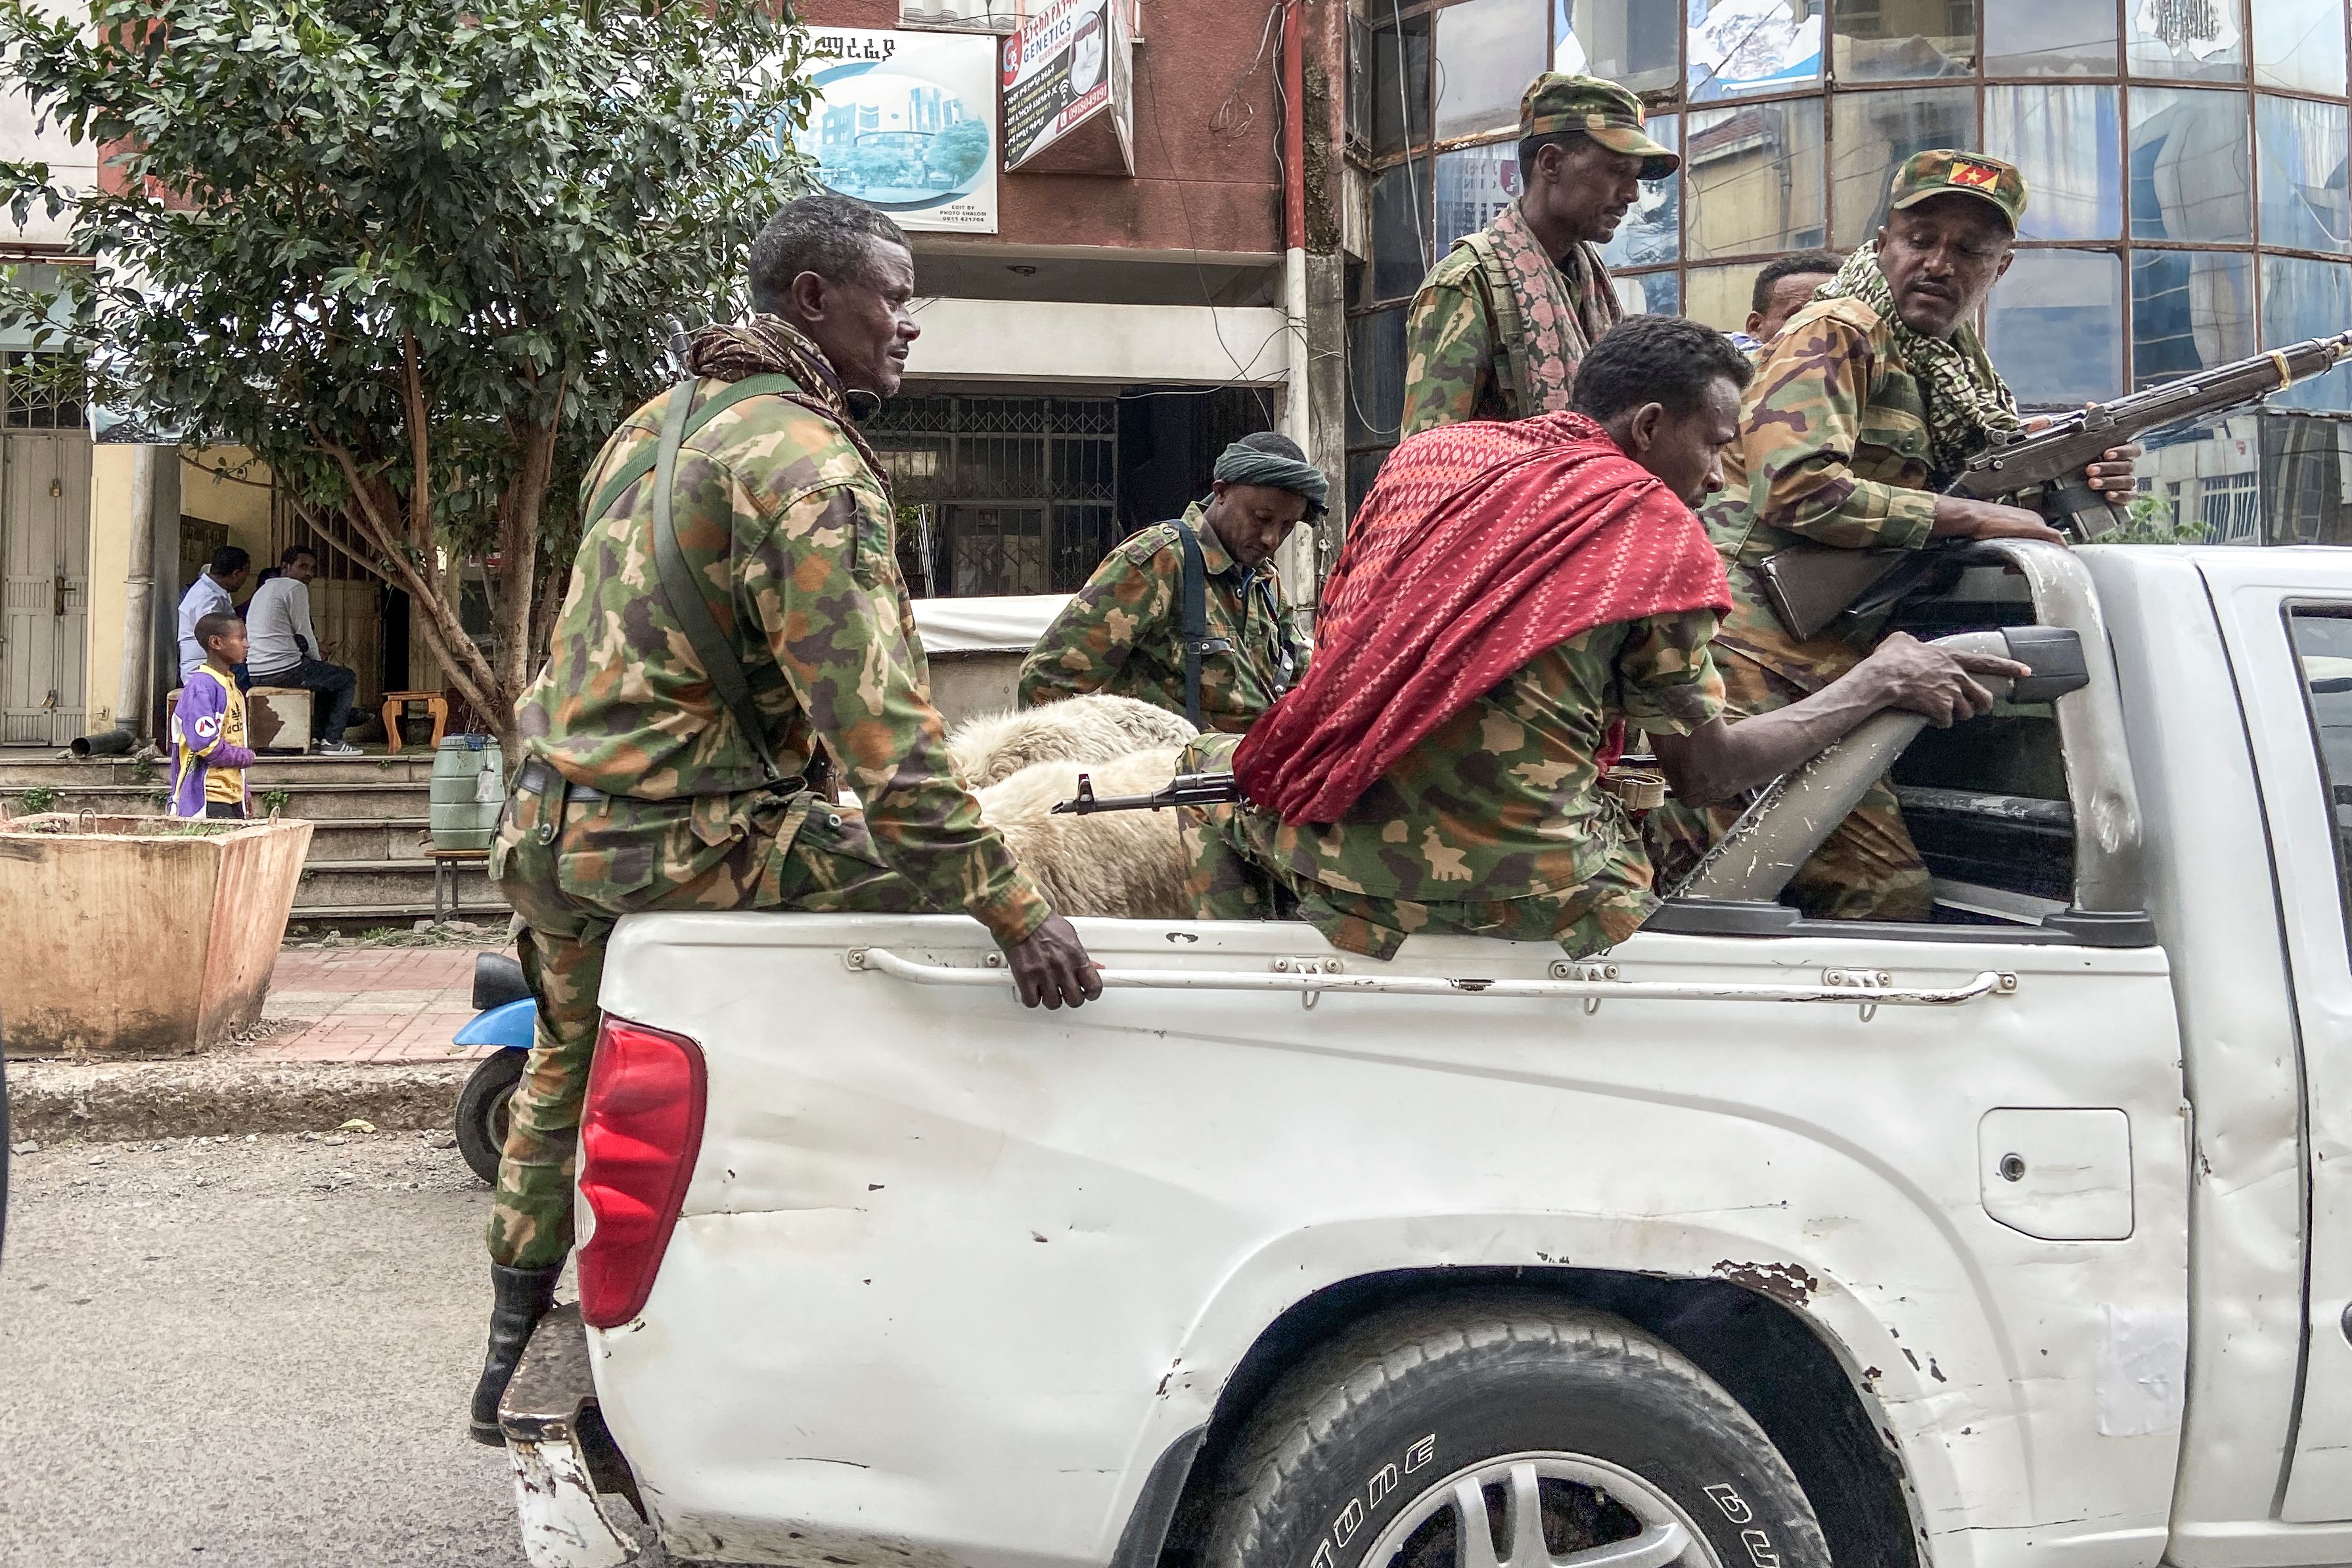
xmin=2001 ymin=625 xmax=2089 ymax=704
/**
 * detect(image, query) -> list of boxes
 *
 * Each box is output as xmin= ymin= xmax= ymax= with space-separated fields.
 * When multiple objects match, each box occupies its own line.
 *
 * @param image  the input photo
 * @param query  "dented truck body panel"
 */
xmin=589 ymin=913 xmax=2187 ymax=1568
xmin=539 ymin=547 xmax=2352 ymax=1568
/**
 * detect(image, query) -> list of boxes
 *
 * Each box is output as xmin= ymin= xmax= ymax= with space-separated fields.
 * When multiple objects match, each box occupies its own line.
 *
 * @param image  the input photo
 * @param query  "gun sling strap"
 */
xmin=644 ymin=371 xmax=853 ymax=789
xmin=1174 ymin=516 xmax=1229 ymax=731
xmin=1173 ymin=514 xmax=1301 ymax=730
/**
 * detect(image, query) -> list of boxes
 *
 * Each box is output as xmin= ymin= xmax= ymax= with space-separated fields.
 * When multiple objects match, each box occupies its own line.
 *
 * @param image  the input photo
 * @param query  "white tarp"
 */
xmin=911 ymin=593 xmax=1070 ymax=654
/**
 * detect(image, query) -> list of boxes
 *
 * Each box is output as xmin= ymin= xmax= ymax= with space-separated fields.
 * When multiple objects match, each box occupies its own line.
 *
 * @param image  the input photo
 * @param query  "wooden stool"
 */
xmin=380 ymin=690 xmax=450 ymax=753
xmin=428 ymin=845 xmax=490 ymax=923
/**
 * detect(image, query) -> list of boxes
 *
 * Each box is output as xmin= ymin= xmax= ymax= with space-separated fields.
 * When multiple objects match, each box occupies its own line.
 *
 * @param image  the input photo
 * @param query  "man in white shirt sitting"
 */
xmin=176 ymin=545 xmax=250 ymax=685
xmin=244 ymin=546 xmax=361 ymax=754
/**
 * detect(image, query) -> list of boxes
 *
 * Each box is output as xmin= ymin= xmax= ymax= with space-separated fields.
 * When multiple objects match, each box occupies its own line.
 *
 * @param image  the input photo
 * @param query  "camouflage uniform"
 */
xmin=1183 ymin=613 xmax=1725 ymax=959
xmin=489 ymin=319 xmax=1053 ymax=1271
xmin=1018 ymin=503 xmax=1301 ymax=733
xmin=1397 ymin=75 xmax=1677 ymax=437
xmin=1644 ymin=155 xmax=2031 ymax=922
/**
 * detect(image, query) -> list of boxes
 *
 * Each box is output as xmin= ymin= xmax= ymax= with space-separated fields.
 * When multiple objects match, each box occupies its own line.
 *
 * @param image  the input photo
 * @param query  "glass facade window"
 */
xmin=1834 ymin=0 xmax=1974 ymax=81
xmin=1984 ymin=250 xmax=2127 ymax=408
xmin=2131 ymin=249 xmax=2255 ymax=386
xmin=1595 ymin=112 xmax=1680 ymax=271
xmin=1683 ymin=263 xmax=1756 ymax=332
xmin=1434 ymin=0 xmax=1550 ymax=141
xmin=1369 ymin=159 xmax=1433 ymax=303
xmin=1346 ymin=306 xmax=1409 ymax=450
xmin=2128 ymin=0 xmax=2247 ymax=81
xmin=2263 ymin=254 xmax=2352 ymax=410
xmin=2252 ymin=0 xmax=2349 ymax=97
xmin=1550 ymin=0 xmax=1677 ymax=95
xmin=1345 ymin=0 xmax=2352 ymax=543
xmin=2129 ymin=87 xmax=2252 ymax=243
xmin=1687 ymin=0 xmax=1822 ymax=102
xmin=1830 ymin=86 xmax=1978 ymax=248
xmin=2255 ymin=95 xmax=2351 ymax=256
xmin=1434 ymin=143 xmax=1520 ymax=252
xmin=1370 ymin=11 xmax=1432 ymax=158
xmin=1685 ymin=97 xmax=1824 ymax=258
xmin=1985 ymin=85 xmax=2122 ymax=242
xmin=1983 ymin=0 xmax=2117 ymax=75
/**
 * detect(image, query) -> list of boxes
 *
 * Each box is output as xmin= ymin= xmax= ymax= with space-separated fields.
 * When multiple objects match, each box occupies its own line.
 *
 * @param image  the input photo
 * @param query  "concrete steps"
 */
xmin=2 ymin=747 xmax=507 ymax=926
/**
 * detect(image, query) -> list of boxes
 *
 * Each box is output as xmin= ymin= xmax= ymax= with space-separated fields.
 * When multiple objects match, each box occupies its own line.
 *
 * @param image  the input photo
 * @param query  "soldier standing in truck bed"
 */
xmin=1644 ymin=152 xmax=2140 ymax=920
xmin=1018 ymin=432 xmax=1326 ymax=734
xmin=470 ymin=194 xmax=1099 ymax=1447
xmin=1397 ymin=74 xmax=1677 ymax=437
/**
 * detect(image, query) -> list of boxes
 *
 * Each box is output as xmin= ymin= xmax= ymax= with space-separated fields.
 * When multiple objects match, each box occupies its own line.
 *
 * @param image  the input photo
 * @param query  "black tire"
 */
xmin=455 ymin=1049 xmax=527 ymax=1187
xmin=1206 ymin=1293 xmax=1830 ymax=1568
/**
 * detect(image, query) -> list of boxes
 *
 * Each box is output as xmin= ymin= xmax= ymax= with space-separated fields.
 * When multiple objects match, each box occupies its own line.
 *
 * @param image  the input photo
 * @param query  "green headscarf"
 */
xmin=1213 ymin=432 xmax=1329 ymax=515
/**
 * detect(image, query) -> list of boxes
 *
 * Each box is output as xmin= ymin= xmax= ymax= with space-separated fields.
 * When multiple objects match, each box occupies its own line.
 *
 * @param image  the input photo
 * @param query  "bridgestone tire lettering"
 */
xmin=1200 ymin=1291 xmax=1830 ymax=1568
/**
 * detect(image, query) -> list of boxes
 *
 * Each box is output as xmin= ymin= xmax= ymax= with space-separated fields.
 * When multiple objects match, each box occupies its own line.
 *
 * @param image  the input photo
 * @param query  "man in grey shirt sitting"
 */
xmin=244 ymin=546 xmax=360 ymax=753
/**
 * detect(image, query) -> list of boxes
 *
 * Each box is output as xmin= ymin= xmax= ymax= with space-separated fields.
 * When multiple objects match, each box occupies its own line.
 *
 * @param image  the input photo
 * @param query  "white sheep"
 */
xmin=947 ymin=694 xmax=1197 ymax=788
xmin=976 ymin=747 xmax=1194 ymax=920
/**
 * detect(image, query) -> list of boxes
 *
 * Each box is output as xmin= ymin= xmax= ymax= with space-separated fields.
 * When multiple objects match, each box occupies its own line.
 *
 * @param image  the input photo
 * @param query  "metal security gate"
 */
xmin=867 ymin=395 xmax=1118 ymax=596
xmin=1 ymin=428 xmax=91 ymax=746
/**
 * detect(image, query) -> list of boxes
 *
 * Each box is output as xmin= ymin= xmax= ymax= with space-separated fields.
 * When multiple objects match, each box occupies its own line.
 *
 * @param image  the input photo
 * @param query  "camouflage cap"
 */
xmin=1887 ymin=149 xmax=2028 ymax=231
xmin=1520 ymin=74 xmax=1679 ymax=181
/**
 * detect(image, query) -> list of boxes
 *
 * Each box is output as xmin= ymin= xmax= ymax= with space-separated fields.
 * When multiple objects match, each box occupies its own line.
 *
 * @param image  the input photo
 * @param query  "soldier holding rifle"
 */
xmin=1646 ymin=151 xmax=2142 ymax=922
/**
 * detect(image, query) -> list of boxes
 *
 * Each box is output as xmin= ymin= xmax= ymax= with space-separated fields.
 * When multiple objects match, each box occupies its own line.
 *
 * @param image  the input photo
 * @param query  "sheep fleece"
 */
xmin=976 ymin=749 xmax=1192 ymax=920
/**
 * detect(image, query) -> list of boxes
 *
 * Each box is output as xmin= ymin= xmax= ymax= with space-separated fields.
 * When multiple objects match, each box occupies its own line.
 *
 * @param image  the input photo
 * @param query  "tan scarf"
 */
xmin=1813 ymin=244 xmax=2021 ymax=480
xmin=1456 ymin=196 xmax=1623 ymax=417
xmin=685 ymin=315 xmax=890 ymax=490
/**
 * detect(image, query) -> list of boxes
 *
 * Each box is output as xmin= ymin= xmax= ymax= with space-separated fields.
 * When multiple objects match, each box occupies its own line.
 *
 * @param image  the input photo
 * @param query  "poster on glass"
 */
xmin=788 ymin=28 xmax=1000 ymax=234
xmin=1687 ymin=0 xmax=1822 ymax=102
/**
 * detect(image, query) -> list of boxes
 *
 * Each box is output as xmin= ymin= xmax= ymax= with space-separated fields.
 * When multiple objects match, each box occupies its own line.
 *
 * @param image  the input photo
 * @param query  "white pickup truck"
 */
xmin=497 ymin=541 xmax=2352 ymax=1568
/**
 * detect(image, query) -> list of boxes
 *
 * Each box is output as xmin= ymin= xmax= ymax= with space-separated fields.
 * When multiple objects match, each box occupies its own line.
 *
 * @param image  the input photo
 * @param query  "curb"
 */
xmin=6 ymin=1059 xmax=468 ymax=1144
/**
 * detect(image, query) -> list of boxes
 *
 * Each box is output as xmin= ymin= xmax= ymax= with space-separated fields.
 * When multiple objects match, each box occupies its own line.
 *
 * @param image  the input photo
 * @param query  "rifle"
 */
xmin=1759 ymin=330 xmax=2352 ymax=641
xmin=1051 ymin=770 xmax=1242 ymax=815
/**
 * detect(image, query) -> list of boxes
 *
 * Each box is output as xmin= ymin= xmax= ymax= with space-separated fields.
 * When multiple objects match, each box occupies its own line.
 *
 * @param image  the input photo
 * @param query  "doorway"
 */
xmin=1 ymin=428 xmax=92 ymax=746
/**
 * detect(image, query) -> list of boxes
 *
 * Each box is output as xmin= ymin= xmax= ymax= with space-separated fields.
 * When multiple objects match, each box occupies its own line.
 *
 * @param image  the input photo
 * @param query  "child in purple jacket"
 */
xmin=171 ymin=612 xmax=256 ymax=820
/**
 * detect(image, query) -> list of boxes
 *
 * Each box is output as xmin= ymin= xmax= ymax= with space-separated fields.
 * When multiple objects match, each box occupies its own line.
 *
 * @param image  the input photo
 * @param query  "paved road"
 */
xmin=0 ymin=1129 xmax=537 ymax=1566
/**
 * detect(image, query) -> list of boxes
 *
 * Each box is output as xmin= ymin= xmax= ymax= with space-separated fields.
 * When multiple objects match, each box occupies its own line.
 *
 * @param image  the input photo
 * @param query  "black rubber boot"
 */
xmin=469 ymin=1262 xmax=562 ymax=1446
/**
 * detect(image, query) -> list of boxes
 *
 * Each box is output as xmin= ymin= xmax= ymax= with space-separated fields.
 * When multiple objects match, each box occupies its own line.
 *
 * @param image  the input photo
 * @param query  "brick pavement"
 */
xmin=256 ymin=945 xmax=512 ymax=1065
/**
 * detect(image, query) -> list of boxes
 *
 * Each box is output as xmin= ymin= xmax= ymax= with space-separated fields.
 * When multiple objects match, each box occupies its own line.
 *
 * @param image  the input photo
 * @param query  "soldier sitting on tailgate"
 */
xmin=1018 ymin=432 xmax=1325 ymax=734
xmin=1177 ymin=316 xmax=2029 ymax=961
xmin=470 ymin=193 xmax=1100 ymax=1448
xmin=1644 ymin=151 xmax=2142 ymax=921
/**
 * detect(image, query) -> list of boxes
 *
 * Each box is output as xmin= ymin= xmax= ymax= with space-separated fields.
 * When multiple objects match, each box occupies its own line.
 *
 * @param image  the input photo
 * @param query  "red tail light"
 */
xmin=577 ymin=1016 xmax=708 ymax=1329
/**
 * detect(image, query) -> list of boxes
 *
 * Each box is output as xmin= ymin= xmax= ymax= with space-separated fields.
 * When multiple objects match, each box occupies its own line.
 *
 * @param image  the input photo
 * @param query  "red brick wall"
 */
xmin=798 ymin=1 xmax=1282 ymax=256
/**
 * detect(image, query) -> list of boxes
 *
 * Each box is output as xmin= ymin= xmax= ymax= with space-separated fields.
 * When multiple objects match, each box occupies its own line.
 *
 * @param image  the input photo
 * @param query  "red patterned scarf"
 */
xmin=1234 ymin=413 xmax=1729 ymax=826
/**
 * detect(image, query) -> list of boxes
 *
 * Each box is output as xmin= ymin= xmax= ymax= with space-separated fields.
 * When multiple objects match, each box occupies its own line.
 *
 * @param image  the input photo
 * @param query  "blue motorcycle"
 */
xmin=454 ymin=952 xmax=536 ymax=1185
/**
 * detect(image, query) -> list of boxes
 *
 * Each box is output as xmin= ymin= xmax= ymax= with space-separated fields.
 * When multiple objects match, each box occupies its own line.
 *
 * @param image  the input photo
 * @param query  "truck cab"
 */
xmin=499 ymin=542 xmax=2352 ymax=1568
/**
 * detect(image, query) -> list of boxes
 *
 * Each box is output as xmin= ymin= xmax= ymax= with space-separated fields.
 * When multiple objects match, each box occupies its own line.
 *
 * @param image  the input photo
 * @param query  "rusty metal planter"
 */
xmin=0 ymin=814 xmax=315 ymax=1058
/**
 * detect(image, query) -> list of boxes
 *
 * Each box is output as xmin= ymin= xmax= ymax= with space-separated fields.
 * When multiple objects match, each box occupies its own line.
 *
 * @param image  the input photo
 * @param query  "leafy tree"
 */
xmin=928 ymin=119 xmax=990 ymax=185
xmin=0 ymin=0 xmax=813 ymax=744
xmin=846 ymin=137 xmax=918 ymax=191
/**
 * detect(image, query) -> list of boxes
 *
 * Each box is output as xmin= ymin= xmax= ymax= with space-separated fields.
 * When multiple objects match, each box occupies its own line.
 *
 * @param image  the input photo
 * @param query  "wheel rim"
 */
xmin=1358 ymin=1452 xmax=1723 ymax=1568
xmin=489 ymin=1084 xmax=514 ymax=1156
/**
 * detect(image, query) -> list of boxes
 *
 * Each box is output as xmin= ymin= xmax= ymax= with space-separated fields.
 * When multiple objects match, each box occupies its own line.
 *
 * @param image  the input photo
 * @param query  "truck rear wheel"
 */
xmin=1204 ymin=1293 xmax=1828 ymax=1568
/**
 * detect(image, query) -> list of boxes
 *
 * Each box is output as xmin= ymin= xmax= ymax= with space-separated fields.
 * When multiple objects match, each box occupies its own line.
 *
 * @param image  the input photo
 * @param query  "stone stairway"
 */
xmin=0 ymin=749 xmax=505 ymax=926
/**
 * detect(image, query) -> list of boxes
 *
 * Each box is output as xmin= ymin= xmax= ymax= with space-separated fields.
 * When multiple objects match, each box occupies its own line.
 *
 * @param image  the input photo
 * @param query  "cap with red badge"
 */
xmin=1886 ymin=149 xmax=2029 ymax=231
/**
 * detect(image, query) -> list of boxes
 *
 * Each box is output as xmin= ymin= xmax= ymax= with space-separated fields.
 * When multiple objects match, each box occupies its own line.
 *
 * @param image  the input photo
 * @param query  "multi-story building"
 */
xmin=1344 ymin=0 xmax=2352 ymax=546
xmin=7 ymin=0 xmax=2352 ymax=753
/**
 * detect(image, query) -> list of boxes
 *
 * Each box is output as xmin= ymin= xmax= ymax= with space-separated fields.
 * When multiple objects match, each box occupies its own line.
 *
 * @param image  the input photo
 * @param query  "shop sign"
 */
xmin=790 ymin=28 xmax=999 ymax=234
xmin=1001 ymin=0 xmax=1134 ymax=173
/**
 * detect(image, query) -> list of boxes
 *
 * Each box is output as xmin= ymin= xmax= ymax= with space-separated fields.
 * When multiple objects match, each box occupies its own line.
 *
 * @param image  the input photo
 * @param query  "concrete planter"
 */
xmin=0 ymin=814 xmax=315 ymax=1058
